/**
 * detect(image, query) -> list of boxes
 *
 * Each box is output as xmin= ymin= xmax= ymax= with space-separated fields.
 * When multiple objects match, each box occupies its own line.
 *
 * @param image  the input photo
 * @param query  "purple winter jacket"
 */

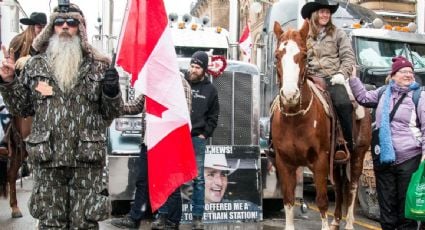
xmin=349 ymin=77 xmax=425 ymax=164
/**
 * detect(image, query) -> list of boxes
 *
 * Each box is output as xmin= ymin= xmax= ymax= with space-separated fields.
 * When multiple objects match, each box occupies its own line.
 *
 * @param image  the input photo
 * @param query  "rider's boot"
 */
xmin=0 ymin=141 xmax=7 ymax=156
xmin=334 ymin=103 xmax=353 ymax=163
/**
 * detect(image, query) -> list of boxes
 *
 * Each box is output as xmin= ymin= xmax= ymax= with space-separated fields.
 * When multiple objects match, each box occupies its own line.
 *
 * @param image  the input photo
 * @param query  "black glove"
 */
xmin=102 ymin=68 xmax=120 ymax=97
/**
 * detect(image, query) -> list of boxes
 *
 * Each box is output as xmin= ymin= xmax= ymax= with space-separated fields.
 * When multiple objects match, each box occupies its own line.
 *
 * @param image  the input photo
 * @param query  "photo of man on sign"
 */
xmin=181 ymin=145 xmax=262 ymax=223
xmin=204 ymin=152 xmax=239 ymax=203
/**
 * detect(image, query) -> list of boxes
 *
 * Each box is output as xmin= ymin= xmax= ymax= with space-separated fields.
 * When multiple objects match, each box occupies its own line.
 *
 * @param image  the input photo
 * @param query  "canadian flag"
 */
xmin=116 ymin=0 xmax=197 ymax=211
xmin=239 ymin=23 xmax=253 ymax=62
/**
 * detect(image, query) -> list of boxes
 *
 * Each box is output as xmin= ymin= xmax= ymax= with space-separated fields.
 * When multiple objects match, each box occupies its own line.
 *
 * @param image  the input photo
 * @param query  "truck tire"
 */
xmin=358 ymin=150 xmax=380 ymax=220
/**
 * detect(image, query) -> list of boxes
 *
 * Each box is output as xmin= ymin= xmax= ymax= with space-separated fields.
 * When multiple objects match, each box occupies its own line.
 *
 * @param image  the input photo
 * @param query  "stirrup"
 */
xmin=0 ymin=147 xmax=8 ymax=157
xmin=334 ymin=144 xmax=350 ymax=164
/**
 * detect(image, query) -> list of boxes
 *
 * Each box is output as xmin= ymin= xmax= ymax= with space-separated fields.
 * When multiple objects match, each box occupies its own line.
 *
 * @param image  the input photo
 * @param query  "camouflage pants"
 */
xmin=29 ymin=166 xmax=110 ymax=229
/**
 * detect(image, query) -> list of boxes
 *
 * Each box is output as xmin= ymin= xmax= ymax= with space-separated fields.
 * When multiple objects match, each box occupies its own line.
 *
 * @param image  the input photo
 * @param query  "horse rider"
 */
xmin=301 ymin=0 xmax=355 ymax=162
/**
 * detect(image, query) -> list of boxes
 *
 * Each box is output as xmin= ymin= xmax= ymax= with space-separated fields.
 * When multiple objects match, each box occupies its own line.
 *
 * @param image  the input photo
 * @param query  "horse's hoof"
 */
xmin=330 ymin=225 xmax=339 ymax=230
xmin=330 ymin=220 xmax=340 ymax=230
xmin=12 ymin=211 xmax=23 ymax=218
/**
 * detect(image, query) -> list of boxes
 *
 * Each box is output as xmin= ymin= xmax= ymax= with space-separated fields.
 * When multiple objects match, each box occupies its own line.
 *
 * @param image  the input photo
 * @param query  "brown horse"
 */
xmin=271 ymin=20 xmax=371 ymax=230
xmin=0 ymin=116 xmax=31 ymax=218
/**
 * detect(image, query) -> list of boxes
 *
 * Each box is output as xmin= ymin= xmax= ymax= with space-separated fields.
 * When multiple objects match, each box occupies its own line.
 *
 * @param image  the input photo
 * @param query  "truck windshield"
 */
xmin=357 ymin=37 xmax=425 ymax=69
xmin=409 ymin=44 xmax=425 ymax=68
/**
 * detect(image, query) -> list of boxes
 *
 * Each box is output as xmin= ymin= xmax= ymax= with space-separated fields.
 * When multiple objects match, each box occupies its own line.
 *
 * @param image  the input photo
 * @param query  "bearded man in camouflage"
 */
xmin=0 ymin=3 xmax=122 ymax=229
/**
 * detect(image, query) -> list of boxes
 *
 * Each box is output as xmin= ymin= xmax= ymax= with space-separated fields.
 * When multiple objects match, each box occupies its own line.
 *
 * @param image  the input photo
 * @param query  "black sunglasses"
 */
xmin=53 ymin=17 xmax=80 ymax=27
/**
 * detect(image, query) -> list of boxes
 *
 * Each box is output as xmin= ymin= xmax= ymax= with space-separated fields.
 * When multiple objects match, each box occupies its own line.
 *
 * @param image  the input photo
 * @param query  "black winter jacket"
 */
xmin=187 ymin=76 xmax=219 ymax=138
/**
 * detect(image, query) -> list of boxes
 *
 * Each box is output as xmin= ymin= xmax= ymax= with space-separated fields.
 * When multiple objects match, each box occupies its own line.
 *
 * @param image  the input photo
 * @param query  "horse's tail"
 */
xmin=0 ymin=157 xmax=8 ymax=198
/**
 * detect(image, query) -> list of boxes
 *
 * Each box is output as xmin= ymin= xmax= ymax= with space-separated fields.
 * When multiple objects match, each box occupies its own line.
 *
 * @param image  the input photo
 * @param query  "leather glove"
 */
xmin=102 ymin=67 xmax=120 ymax=97
xmin=330 ymin=73 xmax=346 ymax=85
xmin=15 ymin=55 xmax=31 ymax=70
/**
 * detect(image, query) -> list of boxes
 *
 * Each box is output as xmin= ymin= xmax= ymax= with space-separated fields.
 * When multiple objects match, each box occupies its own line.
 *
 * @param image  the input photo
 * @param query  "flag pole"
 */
xmin=110 ymin=48 xmax=116 ymax=68
xmin=114 ymin=0 xmax=132 ymax=69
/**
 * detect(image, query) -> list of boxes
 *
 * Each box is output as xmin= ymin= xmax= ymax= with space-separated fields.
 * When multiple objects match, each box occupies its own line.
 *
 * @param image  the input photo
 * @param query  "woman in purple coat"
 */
xmin=349 ymin=56 xmax=425 ymax=230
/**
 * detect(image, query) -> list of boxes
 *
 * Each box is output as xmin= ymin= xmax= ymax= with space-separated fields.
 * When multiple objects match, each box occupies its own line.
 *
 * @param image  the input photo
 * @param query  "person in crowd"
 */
xmin=301 ymin=0 xmax=355 ymax=162
xmin=154 ymin=50 xmax=219 ymax=230
xmin=112 ymin=74 xmax=192 ymax=229
xmin=4 ymin=12 xmax=48 ymax=179
xmin=0 ymin=3 xmax=122 ymax=229
xmin=9 ymin=12 xmax=47 ymax=72
xmin=204 ymin=152 xmax=237 ymax=204
xmin=110 ymin=94 xmax=148 ymax=229
xmin=187 ymin=50 xmax=219 ymax=229
xmin=349 ymin=56 xmax=425 ymax=230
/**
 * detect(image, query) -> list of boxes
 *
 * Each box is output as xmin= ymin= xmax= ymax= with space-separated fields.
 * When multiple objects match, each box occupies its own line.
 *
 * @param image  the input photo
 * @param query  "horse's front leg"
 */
xmin=331 ymin=165 xmax=344 ymax=230
xmin=8 ymin=151 xmax=22 ymax=218
xmin=313 ymin=157 xmax=330 ymax=230
xmin=276 ymin=159 xmax=297 ymax=230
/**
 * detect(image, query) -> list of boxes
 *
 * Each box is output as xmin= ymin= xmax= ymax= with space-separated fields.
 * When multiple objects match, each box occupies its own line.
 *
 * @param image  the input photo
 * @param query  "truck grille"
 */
xmin=211 ymin=71 xmax=255 ymax=145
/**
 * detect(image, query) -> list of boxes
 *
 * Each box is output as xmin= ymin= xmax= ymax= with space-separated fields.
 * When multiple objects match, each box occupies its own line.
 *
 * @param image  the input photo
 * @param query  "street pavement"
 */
xmin=0 ymin=176 xmax=381 ymax=229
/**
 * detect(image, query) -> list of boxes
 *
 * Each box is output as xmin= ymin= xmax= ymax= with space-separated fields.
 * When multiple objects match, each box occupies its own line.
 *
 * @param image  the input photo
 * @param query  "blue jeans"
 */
xmin=191 ymin=136 xmax=206 ymax=217
xmin=158 ymin=187 xmax=182 ymax=224
xmin=128 ymin=144 xmax=148 ymax=221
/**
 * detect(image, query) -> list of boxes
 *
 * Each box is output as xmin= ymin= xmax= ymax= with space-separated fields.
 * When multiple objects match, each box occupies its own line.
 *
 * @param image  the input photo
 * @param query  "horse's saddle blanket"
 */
xmin=307 ymin=80 xmax=365 ymax=120
xmin=270 ymin=80 xmax=365 ymax=120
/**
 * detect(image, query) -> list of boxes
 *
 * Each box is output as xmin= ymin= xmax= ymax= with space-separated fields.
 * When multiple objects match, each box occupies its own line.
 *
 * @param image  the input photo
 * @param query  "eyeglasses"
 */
xmin=53 ymin=18 xmax=80 ymax=27
xmin=397 ymin=70 xmax=415 ymax=75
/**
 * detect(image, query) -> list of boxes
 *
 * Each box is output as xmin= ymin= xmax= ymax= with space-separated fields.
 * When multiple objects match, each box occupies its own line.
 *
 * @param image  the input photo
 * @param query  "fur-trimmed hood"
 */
xmin=32 ymin=3 xmax=110 ymax=64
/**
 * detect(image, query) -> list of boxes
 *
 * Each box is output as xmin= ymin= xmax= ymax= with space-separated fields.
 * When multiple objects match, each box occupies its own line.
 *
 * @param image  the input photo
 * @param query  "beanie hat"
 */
xmin=190 ymin=51 xmax=209 ymax=70
xmin=32 ymin=3 xmax=110 ymax=64
xmin=391 ymin=56 xmax=413 ymax=75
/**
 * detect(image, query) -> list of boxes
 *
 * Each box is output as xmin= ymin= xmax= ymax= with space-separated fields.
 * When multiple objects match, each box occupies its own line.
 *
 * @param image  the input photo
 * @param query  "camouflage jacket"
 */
xmin=0 ymin=53 xmax=123 ymax=168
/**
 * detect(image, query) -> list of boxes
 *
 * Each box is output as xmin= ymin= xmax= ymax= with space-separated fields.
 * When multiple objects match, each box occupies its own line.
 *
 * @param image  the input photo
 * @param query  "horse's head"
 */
xmin=273 ymin=20 xmax=309 ymax=106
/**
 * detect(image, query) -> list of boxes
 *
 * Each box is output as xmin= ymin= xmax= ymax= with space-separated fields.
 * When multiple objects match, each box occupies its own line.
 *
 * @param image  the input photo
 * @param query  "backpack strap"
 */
xmin=412 ymin=86 xmax=425 ymax=109
xmin=378 ymin=85 xmax=424 ymax=110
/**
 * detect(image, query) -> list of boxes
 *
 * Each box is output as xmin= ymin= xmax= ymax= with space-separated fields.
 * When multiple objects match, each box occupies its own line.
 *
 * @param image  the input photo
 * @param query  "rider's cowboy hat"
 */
xmin=301 ymin=0 xmax=339 ymax=19
xmin=205 ymin=153 xmax=240 ymax=176
xmin=20 ymin=12 xmax=47 ymax=26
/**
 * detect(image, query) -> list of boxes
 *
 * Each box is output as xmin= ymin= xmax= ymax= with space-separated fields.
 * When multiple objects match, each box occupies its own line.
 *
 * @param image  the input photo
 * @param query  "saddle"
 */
xmin=309 ymin=76 xmax=355 ymax=165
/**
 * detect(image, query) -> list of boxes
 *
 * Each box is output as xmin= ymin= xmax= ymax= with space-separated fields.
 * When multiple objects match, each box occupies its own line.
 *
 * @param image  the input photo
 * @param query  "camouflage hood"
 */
xmin=32 ymin=3 xmax=110 ymax=64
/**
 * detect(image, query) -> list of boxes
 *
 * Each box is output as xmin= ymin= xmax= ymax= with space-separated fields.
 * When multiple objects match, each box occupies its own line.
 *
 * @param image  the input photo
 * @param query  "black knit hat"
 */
xmin=190 ymin=51 xmax=209 ymax=70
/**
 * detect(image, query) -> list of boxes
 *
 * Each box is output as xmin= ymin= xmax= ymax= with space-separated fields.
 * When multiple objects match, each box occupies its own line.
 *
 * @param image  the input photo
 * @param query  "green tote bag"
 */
xmin=405 ymin=161 xmax=425 ymax=221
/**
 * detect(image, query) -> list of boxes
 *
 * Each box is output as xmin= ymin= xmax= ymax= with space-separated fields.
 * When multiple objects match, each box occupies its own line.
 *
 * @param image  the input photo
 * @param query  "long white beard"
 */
xmin=47 ymin=33 xmax=82 ymax=93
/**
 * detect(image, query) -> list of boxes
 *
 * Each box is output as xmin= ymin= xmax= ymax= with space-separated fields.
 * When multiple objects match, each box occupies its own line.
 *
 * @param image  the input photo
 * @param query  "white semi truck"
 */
xmin=107 ymin=14 xmax=263 ymax=223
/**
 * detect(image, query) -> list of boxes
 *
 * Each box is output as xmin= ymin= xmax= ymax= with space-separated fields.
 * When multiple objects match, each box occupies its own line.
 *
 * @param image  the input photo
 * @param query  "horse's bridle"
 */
xmin=279 ymin=63 xmax=314 ymax=117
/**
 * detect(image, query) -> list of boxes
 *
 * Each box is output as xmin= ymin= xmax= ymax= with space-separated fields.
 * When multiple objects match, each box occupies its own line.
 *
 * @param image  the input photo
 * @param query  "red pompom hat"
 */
xmin=391 ymin=56 xmax=413 ymax=75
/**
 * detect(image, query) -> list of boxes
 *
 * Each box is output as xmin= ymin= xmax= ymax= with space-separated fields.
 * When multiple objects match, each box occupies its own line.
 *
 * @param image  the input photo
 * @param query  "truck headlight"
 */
xmin=115 ymin=117 xmax=142 ymax=133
